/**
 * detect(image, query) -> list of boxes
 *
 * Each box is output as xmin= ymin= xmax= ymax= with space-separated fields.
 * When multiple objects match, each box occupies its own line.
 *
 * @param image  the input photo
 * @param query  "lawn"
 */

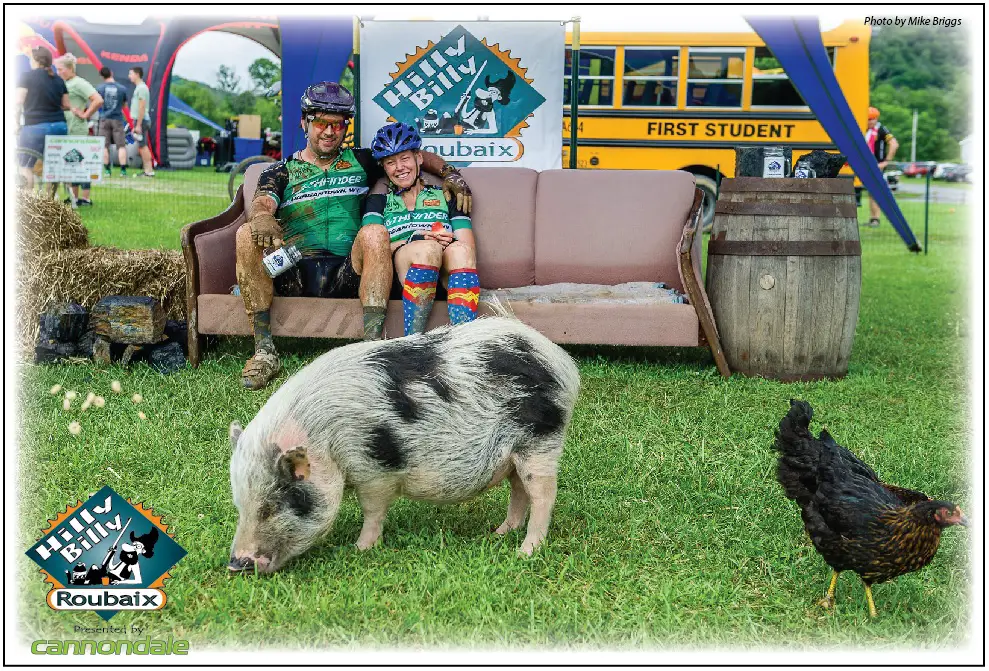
xmin=16 ymin=185 xmax=973 ymax=651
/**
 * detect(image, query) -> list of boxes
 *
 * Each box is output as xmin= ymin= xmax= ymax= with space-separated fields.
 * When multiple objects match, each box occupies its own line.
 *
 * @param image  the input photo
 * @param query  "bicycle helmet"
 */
xmin=370 ymin=122 xmax=422 ymax=160
xmin=300 ymin=82 xmax=355 ymax=116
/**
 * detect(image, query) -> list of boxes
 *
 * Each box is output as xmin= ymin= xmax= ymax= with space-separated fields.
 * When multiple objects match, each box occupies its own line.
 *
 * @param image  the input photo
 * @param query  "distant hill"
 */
xmin=869 ymin=25 xmax=970 ymax=161
xmin=167 ymin=75 xmax=280 ymax=139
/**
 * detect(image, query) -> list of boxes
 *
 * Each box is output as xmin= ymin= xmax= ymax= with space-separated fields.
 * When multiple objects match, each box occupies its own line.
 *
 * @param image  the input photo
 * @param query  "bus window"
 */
xmin=564 ymin=47 xmax=616 ymax=107
xmin=623 ymin=47 xmax=679 ymax=107
xmin=686 ymin=48 xmax=744 ymax=108
xmin=752 ymin=46 xmax=837 ymax=107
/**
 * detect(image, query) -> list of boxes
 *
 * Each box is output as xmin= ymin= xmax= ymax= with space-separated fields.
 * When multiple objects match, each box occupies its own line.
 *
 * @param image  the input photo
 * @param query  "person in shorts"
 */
xmin=55 ymin=53 xmax=103 ymax=205
xmin=128 ymin=66 xmax=154 ymax=177
xmin=15 ymin=47 xmax=68 ymax=192
xmin=362 ymin=122 xmax=479 ymax=336
xmin=235 ymin=81 xmax=473 ymax=390
xmin=97 ymin=66 xmax=129 ymax=176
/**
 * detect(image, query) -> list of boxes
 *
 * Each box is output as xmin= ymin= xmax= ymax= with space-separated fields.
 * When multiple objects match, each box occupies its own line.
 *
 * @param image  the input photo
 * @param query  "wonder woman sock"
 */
xmin=446 ymin=268 xmax=480 ymax=325
xmin=402 ymin=263 xmax=439 ymax=335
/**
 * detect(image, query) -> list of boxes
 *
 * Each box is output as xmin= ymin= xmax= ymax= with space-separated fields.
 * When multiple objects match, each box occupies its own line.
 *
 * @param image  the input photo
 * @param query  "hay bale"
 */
xmin=16 ymin=188 xmax=89 ymax=255
xmin=15 ymin=189 xmax=187 ymax=358
xmin=19 ymin=247 xmax=186 ymax=355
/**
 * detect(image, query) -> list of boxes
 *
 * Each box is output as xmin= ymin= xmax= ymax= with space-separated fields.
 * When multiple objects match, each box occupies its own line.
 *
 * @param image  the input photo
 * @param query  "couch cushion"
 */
xmin=241 ymin=161 xmax=269 ymax=213
xmin=460 ymin=167 xmax=537 ymax=288
xmin=197 ymin=294 xmax=699 ymax=346
xmin=534 ymin=169 xmax=696 ymax=292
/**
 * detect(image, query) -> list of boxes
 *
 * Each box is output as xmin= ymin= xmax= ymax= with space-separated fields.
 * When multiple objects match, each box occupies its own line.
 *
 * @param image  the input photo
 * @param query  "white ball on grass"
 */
xmin=131 ymin=393 xmax=143 ymax=404
xmin=137 ymin=411 xmax=147 ymax=421
xmin=68 ymin=421 xmax=82 ymax=436
xmin=50 ymin=384 xmax=63 ymax=395
xmin=94 ymin=396 xmax=106 ymax=408
xmin=111 ymin=380 xmax=123 ymax=394
xmin=62 ymin=398 xmax=72 ymax=411
xmin=65 ymin=390 xmax=78 ymax=400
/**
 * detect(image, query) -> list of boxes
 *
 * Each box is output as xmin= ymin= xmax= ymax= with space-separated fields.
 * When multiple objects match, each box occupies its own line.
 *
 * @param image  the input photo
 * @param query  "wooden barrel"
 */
xmin=705 ymin=178 xmax=861 ymax=381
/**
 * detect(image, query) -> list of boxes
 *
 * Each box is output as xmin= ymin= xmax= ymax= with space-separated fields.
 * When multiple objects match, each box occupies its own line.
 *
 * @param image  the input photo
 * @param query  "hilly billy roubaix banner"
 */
xmin=361 ymin=21 xmax=564 ymax=169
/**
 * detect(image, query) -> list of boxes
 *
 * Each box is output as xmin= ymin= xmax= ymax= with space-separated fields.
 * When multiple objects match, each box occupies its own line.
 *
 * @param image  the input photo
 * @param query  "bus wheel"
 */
xmin=693 ymin=174 xmax=718 ymax=232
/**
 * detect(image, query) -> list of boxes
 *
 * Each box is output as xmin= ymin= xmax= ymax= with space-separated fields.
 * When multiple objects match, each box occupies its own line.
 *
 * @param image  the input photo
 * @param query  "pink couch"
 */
xmin=180 ymin=165 xmax=728 ymax=376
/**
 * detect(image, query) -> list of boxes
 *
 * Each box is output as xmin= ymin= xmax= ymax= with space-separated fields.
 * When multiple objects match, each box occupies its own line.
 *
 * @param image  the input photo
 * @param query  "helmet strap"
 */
xmin=392 ymin=159 xmax=423 ymax=196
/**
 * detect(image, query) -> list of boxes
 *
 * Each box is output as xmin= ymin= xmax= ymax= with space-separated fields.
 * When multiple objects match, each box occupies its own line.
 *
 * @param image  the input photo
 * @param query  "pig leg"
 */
xmin=494 ymin=470 xmax=529 ymax=535
xmin=355 ymin=480 xmax=399 ymax=550
xmin=513 ymin=448 xmax=562 ymax=556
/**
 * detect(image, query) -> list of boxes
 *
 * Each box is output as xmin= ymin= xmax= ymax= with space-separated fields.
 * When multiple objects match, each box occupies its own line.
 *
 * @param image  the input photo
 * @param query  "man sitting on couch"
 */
xmin=236 ymin=82 xmax=473 ymax=390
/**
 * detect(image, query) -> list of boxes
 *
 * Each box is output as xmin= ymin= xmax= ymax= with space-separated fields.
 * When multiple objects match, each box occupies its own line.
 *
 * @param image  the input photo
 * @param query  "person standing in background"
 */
xmin=128 ymin=66 xmax=155 ymax=177
xmin=864 ymin=106 xmax=898 ymax=228
xmin=55 ymin=53 xmax=103 ymax=206
xmin=97 ymin=66 xmax=129 ymax=177
xmin=15 ymin=47 xmax=69 ymax=193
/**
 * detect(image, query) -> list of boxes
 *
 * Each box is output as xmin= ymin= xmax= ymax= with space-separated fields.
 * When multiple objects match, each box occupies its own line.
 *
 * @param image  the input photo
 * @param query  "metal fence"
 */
xmin=858 ymin=166 xmax=970 ymax=255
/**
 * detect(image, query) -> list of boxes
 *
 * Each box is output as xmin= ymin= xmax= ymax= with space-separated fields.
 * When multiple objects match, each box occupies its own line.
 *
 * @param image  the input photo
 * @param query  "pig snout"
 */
xmin=227 ymin=554 xmax=272 ymax=574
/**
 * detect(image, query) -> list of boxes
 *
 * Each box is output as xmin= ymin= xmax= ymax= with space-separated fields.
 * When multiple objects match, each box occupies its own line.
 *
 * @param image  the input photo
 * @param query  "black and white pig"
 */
xmin=228 ymin=316 xmax=581 ymax=573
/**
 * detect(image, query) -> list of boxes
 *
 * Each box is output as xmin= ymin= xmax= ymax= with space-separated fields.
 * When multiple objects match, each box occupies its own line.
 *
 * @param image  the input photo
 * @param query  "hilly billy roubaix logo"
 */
xmin=26 ymin=486 xmax=186 ymax=621
xmin=373 ymin=24 xmax=546 ymax=164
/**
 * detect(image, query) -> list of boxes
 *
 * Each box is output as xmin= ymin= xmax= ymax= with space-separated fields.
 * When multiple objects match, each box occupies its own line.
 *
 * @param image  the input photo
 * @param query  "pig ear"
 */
xmin=277 ymin=447 xmax=311 ymax=482
xmin=229 ymin=421 xmax=243 ymax=451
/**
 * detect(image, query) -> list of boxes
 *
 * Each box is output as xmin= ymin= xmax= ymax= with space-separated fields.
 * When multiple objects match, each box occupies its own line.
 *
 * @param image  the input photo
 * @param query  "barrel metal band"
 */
xmin=715 ymin=201 xmax=858 ymax=218
xmin=720 ymin=177 xmax=856 ymax=195
xmin=707 ymin=240 xmax=862 ymax=256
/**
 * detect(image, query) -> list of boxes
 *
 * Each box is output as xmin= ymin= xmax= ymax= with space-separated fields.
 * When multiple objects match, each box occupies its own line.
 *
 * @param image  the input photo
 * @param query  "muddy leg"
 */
xmin=354 ymin=480 xmax=399 ymax=550
xmin=495 ymin=470 xmax=529 ymax=535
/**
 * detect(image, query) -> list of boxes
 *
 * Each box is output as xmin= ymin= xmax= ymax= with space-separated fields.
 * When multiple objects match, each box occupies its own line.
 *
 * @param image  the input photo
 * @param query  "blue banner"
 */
xmin=746 ymin=16 xmax=921 ymax=251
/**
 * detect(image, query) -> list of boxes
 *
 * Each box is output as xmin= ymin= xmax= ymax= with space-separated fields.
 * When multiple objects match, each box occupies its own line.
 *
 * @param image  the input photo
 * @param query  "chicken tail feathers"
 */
xmin=774 ymin=399 xmax=820 ymax=504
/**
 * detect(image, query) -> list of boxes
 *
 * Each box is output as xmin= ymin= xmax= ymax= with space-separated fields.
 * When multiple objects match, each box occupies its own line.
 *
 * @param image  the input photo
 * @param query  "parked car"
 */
xmin=902 ymin=162 xmax=934 ymax=178
xmin=932 ymin=163 xmax=958 ymax=180
xmin=942 ymin=164 xmax=972 ymax=183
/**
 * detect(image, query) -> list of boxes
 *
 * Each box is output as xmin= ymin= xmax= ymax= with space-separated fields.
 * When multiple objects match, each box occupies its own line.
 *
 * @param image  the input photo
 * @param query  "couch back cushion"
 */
xmin=242 ymin=162 xmax=268 ymax=212
xmin=460 ymin=167 xmax=537 ymax=288
xmin=534 ymin=169 xmax=696 ymax=292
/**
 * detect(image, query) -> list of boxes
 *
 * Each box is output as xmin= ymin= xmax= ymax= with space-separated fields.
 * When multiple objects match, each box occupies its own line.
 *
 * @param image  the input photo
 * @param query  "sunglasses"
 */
xmin=307 ymin=116 xmax=348 ymax=133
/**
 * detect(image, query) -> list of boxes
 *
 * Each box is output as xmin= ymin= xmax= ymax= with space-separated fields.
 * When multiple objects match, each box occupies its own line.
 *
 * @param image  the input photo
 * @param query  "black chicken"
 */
xmin=774 ymin=399 xmax=967 ymax=617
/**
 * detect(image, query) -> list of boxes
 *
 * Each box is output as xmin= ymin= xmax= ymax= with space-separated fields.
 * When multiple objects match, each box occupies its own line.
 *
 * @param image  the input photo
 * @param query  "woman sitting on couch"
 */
xmin=362 ymin=122 xmax=479 ymax=336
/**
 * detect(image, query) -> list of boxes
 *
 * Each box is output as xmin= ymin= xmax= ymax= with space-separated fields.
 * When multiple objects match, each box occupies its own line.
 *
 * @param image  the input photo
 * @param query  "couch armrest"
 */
xmin=677 ymin=188 xmax=731 ymax=378
xmin=179 ymin=187 xmax=246 ymax=365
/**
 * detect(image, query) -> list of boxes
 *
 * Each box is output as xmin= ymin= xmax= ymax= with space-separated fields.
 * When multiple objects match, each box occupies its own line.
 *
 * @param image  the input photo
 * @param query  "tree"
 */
xmin=248 ymin=57 xmax=280 ymax=93
xmin=216 ymin=65 xmax=241 ymax=94
xmin=868 ymin=25 xmax=970 ymax=161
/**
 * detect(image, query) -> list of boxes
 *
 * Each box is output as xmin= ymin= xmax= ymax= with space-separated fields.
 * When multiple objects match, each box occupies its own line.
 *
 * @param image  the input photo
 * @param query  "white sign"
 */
xmin=42 ymin=135 xmax=105 ymax=183
xmin=361 ymin=21 xmax=564 ymax=170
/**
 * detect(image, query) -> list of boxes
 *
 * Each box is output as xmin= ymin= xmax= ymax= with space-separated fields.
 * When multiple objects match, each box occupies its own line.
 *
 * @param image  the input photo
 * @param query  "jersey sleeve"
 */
xmin=254 ymin=161 xmax=289 ymax=208
xmin=354 ymin=147 xmax=386 ymax=185
xmin=878 ymin=125 xmax=894 ymax=142
xmin=362 ymin=189 xmax=387 ymax=227
xmin=448 ymin=195 xmax=471 ymax=231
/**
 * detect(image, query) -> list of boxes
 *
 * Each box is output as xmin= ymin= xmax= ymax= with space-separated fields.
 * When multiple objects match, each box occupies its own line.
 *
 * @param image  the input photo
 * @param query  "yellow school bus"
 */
xmin=562 ymin=20 xmax=870 ymax=226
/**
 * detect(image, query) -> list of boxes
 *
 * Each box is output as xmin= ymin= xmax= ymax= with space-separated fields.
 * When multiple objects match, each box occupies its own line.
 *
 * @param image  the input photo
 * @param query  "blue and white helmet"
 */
xmin=370 ymin=122 xmax=422 ymax=160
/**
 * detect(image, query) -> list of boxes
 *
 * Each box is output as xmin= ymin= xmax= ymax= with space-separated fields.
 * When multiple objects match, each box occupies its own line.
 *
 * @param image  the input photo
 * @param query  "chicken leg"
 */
xmin=862 ymin=580 xmax=878 ymax=617
xmin=818 ymin=570 xmax=839 ymax=609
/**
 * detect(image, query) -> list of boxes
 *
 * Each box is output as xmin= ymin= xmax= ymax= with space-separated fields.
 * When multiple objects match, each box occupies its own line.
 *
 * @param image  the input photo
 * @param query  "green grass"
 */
xmin=16 ymin=189 xmax=972 ymax=650
xmin=70 ymin=167 xmax=231 ymax=250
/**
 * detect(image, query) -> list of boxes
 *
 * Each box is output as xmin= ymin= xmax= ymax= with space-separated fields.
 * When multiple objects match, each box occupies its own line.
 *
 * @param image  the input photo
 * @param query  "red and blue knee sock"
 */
xmin=402 ymin=263 xmax=439 ymax=335
xmin=446 ymin=268 xmax=480 ymax=325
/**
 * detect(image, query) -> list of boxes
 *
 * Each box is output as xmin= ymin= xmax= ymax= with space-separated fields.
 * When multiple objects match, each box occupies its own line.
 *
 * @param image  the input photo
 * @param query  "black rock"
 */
xmin=794 ymin=149 xmax=848 ymax=178
xmin=148 ymin=341 xmax=187 ymax=375
xmin=735 ymin=146 xmax=792 ymax=177
xmin=35 ymin=341 xmax=79 ymax=364
xmin=37 ymin=303 xmax=88 ymax=345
